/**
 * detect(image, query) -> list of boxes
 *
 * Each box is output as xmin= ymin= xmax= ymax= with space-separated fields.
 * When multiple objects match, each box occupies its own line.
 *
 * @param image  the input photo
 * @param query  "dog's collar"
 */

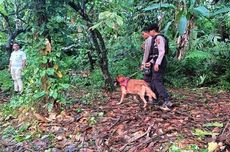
xmin=120 ymin=77 xmax=130 ymax=90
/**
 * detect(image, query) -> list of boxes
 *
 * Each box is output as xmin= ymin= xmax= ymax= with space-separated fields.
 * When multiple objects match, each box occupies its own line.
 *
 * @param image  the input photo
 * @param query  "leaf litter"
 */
xmin=0 ymin=88 xmax=229 ymax=151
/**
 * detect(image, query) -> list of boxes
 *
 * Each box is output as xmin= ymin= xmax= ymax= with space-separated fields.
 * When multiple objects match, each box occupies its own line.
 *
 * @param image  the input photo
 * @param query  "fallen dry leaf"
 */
xmin=34 ymin=113 xmax=48 ymax=122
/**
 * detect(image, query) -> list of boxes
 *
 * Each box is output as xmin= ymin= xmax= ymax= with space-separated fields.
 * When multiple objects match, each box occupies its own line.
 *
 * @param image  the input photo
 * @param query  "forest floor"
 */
xmin=0 ymin=87 xmax=229 ymax=152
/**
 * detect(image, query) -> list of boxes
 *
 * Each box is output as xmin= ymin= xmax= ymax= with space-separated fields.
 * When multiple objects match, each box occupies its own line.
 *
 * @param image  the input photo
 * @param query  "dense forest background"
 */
xmin=0 ymin=0 xmax=230 ymax=151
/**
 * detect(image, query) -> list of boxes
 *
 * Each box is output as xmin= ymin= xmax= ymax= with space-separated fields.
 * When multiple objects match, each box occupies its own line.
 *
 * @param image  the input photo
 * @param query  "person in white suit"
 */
xmin=9 ymin=42 xmax=26 ymax=94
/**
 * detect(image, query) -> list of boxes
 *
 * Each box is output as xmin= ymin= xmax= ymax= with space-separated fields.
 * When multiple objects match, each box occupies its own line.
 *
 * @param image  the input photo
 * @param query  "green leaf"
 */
xmin=0 ymin=0 xmax=4 ymax=4
xmin=211 ymin=7 xmax=230 ymax=16
xmin=144 ymin=3 xmax=176 ymax=11
xmin=116 ymin=16 xmax=123 ymax=26
xmin=163 ymin=21 xmax=173 ymax=35
xmin=0 ymin=3 xmax=7 ymax=16
xmin=189 ymin=0 xmax=196 ymax=8
xmin=193 ymin=129 xmax=219 ymax=138
xmin=178 ymin=15 xmax=187 ymax=35
xmin=46 ymin=102 xmax=53 ymax=112
xmin=105 ymin=20 xmax=115 ymax=29
xmin=89 ymin=22 xmax=103 ymax=30
xmin=60 ymin=83 xmax=70 ymax=89
xmin=41 ymin=57 xmax=48 ymax=64
xmin=193 ymin=6 xmax=210 ymax=17
xmin=46 ymin=68 xmax=55 ymax=76
xmin=50 ymin=90 xmax=58 ymax=99
xmin=203 ymin=122 xmax=224 ymax=128
xmin=185 ymin=50 xmax=213 ymax=60
xmin=33 ymin=91 xmax=46 ymax=99
xmin=99 ymin=11 xmax=111 ymax=20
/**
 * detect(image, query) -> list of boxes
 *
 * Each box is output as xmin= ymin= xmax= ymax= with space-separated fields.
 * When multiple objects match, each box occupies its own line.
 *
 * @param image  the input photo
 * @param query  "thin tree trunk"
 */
xmin=176 ymin=16 xmax=194 ymax=60
xmin=35 ymin=0 xmax=52 ymax=102
xmin=87 ymin=51 xmax=95 ymax=71
xmin=68 ymin=1 xmax=114 ymax=90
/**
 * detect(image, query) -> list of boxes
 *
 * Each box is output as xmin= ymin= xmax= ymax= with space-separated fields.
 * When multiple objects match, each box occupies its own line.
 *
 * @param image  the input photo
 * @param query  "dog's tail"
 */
xmin=145 ymin=86 xmax=157 ymax=99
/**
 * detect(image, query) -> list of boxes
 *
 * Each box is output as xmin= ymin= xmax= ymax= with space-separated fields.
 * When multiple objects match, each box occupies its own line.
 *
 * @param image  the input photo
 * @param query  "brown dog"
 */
xmin=115 ymin=76 xmax=157 ymax=108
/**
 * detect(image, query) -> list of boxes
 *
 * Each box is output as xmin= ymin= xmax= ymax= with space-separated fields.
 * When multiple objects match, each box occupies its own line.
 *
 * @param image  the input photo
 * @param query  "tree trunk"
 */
xmin=176 ymin=16 xmax=194 ymax=60
xmin=87 ymin=51 xmax=95 ymax=71
xmin=35 ymin=0 xmax=52 ymax=102
xmin=68 ymin=1 xmax=114 ymax=91
xmin=5 ymin=29 xmax=26 ymax=56
xmin=89 ymin=28 xmax=114 ymax=90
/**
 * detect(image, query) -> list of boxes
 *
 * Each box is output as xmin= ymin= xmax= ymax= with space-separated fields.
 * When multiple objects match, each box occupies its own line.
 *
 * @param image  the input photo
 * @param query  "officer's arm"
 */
xmin=155 ymin=36 xmax=165 ymax=65
xmin=142 ymin=37 xmax=152 ymax=65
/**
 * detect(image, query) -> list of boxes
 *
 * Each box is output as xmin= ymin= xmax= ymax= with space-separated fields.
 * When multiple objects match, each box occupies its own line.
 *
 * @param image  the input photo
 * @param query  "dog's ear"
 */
xmin=116 ymin=75 xmax=125 ymax=82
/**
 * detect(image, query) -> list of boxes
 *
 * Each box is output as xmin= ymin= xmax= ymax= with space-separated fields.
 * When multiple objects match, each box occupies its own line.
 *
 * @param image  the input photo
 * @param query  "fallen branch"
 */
xmin=131 ymin=130 xmax=170 ymax=151
xmin=221 ymin=121 xmax=229 ymax=136
xmin=109 ymin=117 xmax=121 ymax=130
xmin=119 ymin=124 xmax=153 ymax=151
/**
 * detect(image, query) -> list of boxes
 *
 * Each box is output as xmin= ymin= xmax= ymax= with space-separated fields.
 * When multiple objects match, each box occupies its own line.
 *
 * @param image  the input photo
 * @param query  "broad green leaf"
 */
xmin=116 ymin=16 xmax=123 ymax=26
xmin=0 ymin=0 xmax=4 ymax=4
xmin=50 ymin=90 xmax=58 ymax=99
xmin=163 ymin=21 xmax=173 ymax=35
xmin=193 ymin=129 xmax=219 ymax=138
xmin=46 ymin=102 xmax=53 ymax=112
xmin=143 ymin=3 xmax=176 ymax=11
xmin=211 ymin=7 xmax=230 ymax=16
xmin=46 ymin=68 xmax=55 ymax=75
xmin=0 ymin=4 xmax=7 ymax=16
xmin=185 ymin=50 xmax=213 ymax=59
xmin=99 ymin=11 xmax=111 ymax=20
xmin=33 ymin=91 xmax=46 ymax=99
xmin=203 ymin=122 xmax=224 ymax=128
xmin=178 ymin=15 xmax=187 ymax=35
xmin=105 ymin=20 xmax=115 ymax=29
xmin=60 ymin=83 xmax=70 ymax=89
xmin=189 ymin=0 xmax=196 ymax=8
xmin=89 ymin=22 xmax=103 ymax=30
xmin=193 ymin=6 xmax=210 ymax=17
xmin=208 ymin=142 xmax=218 ymax=152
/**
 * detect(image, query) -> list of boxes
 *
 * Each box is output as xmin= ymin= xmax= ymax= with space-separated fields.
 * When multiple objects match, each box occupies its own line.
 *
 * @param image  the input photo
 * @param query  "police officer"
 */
xmin=147 ymin=23 xmax=172 ymax=110
xmin=141 ymin=27 xmax=153 ymax=84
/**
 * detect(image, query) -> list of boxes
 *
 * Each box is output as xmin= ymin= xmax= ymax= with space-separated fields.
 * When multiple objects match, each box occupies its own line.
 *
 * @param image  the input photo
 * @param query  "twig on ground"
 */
xmin=109 ymin=116 xmax=121 ymax=130
xmin=131 ymin=130 xmax=170 ymax=151
xmin=221 ymin=121 xmax=229 ymax=136
xmin=119 ymin=124 xmax=153 ymax=151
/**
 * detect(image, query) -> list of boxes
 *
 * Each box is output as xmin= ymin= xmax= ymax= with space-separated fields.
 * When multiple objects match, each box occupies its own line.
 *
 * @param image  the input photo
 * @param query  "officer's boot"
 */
xmin=163 ymin=98 xmax=173 ymax=107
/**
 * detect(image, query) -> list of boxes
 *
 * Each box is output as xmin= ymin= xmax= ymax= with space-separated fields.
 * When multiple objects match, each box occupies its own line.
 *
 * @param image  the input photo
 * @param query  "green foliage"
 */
xmin=1 ymin=123 xmax=32 ymax=142
xmin=0 ymin=0 xmax=229 ymax=116
xmin=169 ymin=143 xmax=208 ymax=152
xmin=0 ymin=50 xmax=8 ymax=69
xmin=178 ymin=15 xmax=187 ymax=35
xmin=193 ymin=129 xmax=219 ymax=138
xmin=143 ymin=3 xmax=176 ymax=11
xmin=203 ymin=122 xmax=223 ymax=128
xmin=0 ymin=69 xmax=12 ymax=91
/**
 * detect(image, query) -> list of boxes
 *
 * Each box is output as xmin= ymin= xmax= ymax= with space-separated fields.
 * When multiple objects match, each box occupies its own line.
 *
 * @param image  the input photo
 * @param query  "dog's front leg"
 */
xmin=118 ymin=87 xmax=126 ymax=105
xmin=118 ymin=93 xmax=125 ymax=105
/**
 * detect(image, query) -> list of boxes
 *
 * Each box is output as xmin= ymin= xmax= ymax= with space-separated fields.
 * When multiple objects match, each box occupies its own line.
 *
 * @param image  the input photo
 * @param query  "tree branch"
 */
xmin=0 ymin=12 xmax=12 ymax=34
xmin=68 ymin=1 xmax=92 ymax=22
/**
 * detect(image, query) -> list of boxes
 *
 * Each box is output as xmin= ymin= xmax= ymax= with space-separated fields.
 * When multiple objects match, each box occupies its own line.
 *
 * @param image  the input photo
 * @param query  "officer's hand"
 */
xmin=145 ymin=62 xmax=151 ymax=67
xmin=141 ymin=43 xmax=145 ymax=50
xmin=154 ymin=64 xmax=159 ymax=71
xmin=140 ymin=64 xmax=144 ymax=70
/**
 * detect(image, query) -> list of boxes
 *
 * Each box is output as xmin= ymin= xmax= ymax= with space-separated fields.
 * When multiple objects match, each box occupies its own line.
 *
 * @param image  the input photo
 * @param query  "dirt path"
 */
xmin=0 ymin=88 xmax=229 ymax=151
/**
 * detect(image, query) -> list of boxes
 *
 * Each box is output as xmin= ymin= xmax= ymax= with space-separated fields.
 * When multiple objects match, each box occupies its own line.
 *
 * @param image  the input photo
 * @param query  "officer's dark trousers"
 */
xmin=151 ymin=58 xmax=169 ymax=101
xmin=143 ymin=65 xmax=152 ymax=85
